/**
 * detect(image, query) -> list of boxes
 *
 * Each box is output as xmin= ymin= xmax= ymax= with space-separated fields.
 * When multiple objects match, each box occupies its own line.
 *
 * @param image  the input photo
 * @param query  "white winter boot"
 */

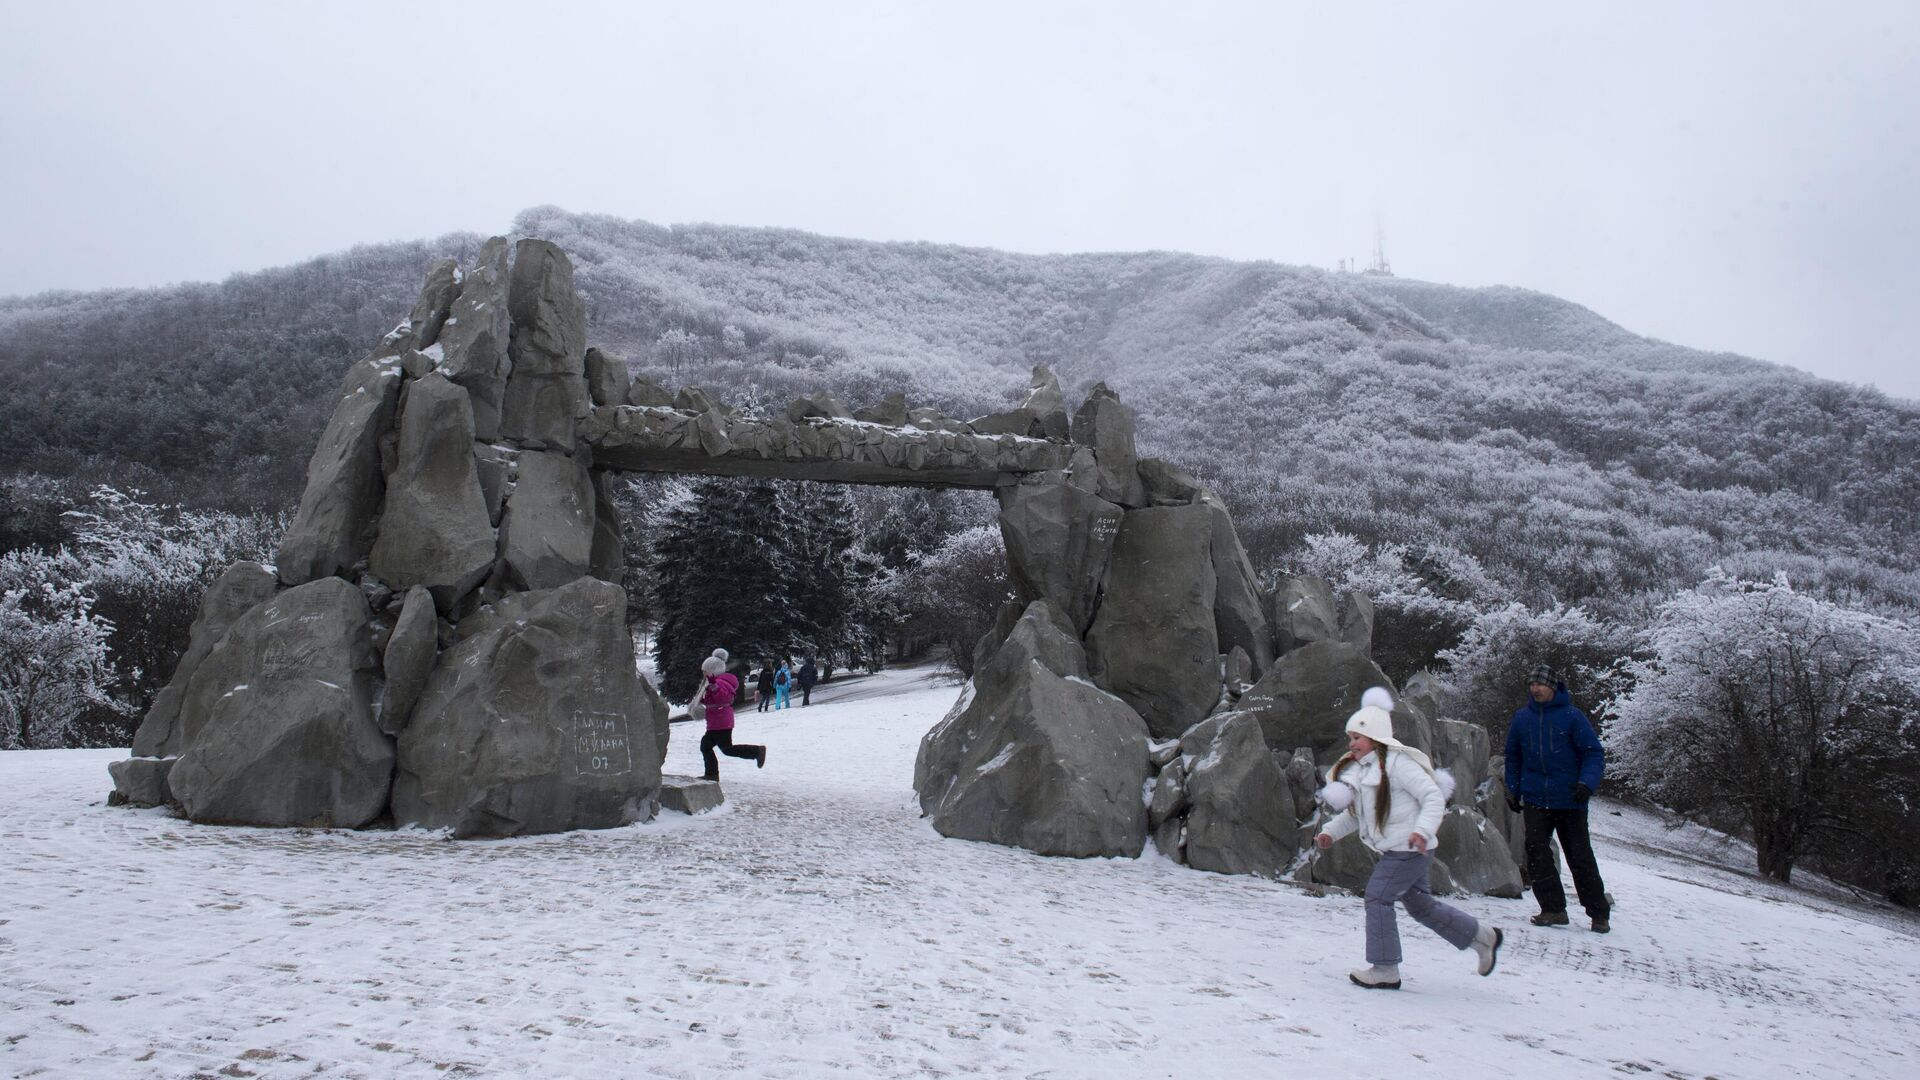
xmin=1472 ymin=924 xmax=1504 ymax=976
xmin=1349 ymin=964 xmax=1401 ymax=990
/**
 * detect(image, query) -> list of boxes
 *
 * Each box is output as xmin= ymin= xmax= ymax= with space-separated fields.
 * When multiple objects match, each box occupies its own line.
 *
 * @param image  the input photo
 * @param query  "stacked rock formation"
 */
xmin=106 ymin=236 xmax=1522 ymax=893
xmin=111 ymin=239 xmax=666 ymax=837
xmin=917 ymin=446 xmax=1523 ymax=897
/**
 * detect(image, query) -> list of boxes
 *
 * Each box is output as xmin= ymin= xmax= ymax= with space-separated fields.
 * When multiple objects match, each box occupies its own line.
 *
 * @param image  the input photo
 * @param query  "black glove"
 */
xmin=1505 ymin=795 xmax=1522 ymax=815
xmin=1573 ymin=782 xmax=1593 ymax=803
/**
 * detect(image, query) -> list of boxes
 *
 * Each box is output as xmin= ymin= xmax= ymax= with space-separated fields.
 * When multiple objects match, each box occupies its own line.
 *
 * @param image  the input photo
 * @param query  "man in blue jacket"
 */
xmin=1504 ymin=665 xmax=1611 ymax=933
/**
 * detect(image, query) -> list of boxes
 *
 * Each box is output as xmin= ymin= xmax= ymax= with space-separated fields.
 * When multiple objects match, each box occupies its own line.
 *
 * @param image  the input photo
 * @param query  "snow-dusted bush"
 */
xmin=1436 ymin=601 xmax=1641 ymax=732
xmin=1610 ymin=570 xmax=1920 ymax=887
xmin=60 ymin=486 xmax=284 ymax=739
xmin=894 ymin=524 xmax=1011 ymax=677
xmin=0 ymin=550 xmax=126 ymax=749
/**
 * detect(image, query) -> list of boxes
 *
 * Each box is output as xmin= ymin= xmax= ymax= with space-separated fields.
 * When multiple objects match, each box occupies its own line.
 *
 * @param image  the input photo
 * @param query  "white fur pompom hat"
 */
xmin=700 ymin=655 xmax=726 ymax=676
xmin=1344 ymin=686 xmax=1405 ymax=748
xmin=1340 ymin=685 xmax=1455 ymax=800
xmin=711 ymin=648 xmax=729 ymax=663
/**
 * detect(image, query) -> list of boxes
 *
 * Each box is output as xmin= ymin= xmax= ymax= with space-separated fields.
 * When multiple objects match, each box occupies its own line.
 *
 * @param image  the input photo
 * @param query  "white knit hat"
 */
xmin=1342 ymin=685 xmax=1447 ymax=789
xmin=700 ymin=655 xmax=726 ymax=676
xmin=1344 ymin=686 xmax=1405 ymax=748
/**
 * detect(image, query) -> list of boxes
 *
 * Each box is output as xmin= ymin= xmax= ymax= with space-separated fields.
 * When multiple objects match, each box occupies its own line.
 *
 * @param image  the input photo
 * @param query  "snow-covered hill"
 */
xmin=4 ymin=664 xmax=1916 ymax=1079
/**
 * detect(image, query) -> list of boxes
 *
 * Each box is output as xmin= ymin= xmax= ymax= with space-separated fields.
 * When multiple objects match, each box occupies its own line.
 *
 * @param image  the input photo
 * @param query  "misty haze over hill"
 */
xmin=2 ymin=206 xmax=1915 ymax=620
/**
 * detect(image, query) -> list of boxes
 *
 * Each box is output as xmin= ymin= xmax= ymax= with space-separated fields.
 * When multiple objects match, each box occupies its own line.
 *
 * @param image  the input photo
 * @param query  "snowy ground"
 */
xmin=5 ymin=662 xmax=1919 ymax=1080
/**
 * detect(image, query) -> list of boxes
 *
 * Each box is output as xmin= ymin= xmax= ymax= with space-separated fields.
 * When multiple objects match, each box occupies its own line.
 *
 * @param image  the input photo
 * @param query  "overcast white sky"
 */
xmin=3 ymin=1 xmax=1916 ymax=398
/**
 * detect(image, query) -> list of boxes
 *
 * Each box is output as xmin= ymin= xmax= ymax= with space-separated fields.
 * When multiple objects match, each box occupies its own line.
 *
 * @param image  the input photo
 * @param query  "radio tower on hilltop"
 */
xmin=1365 ymin=220 xmax=1393 ymax=276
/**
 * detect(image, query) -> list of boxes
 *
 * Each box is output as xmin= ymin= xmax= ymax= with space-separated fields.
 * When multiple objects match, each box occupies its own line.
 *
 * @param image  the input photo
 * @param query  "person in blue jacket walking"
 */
xmin=1504 ymin=664 xmax=1612 ymax=933
xmin=773 ymin=661 xmax=793 ymax=710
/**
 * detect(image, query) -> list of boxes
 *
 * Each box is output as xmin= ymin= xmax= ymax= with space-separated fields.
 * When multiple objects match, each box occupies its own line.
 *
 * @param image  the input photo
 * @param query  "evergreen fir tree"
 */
xmin=650 ymin=478 xmax=901 ymax=699
xmin=651 ymin=478 xmax=793 ymax=702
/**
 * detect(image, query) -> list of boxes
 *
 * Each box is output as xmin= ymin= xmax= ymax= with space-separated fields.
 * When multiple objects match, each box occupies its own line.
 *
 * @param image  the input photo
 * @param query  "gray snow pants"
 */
xmin=1364 ymin=851 xmax=1480 ymax=965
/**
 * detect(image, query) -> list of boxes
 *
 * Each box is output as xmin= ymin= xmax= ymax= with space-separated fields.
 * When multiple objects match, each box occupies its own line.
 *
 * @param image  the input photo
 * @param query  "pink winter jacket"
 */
xmin=701 ymin=672 xmax=739 ymax=731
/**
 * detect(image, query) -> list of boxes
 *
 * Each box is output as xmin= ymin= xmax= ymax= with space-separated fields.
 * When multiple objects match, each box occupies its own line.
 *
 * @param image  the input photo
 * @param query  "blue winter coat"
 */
xmin=1503 ymin=683 xmax=1605 ymax=810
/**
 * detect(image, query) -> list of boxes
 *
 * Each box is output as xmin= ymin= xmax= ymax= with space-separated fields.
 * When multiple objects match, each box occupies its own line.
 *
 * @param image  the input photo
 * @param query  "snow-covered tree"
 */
xmin=894 ymin=524 xmax=1012 ymax=676
xmin=0 ymin=550 xmax=126 ymax=749
xmin=1610 ymin=571 xmax=1920 ymax=884
xmin=651 ymin=478 xmax=794 ymax=702
xmin=1436 ymin=601 xmax=1641 ymax=732
xmin=61 ymin=486 xmax=283 ymax=727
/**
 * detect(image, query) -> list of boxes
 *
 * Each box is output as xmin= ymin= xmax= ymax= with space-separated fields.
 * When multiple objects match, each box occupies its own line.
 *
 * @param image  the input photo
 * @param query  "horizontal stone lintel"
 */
xmin=582 ymin=406 xmax=1075 ymax=490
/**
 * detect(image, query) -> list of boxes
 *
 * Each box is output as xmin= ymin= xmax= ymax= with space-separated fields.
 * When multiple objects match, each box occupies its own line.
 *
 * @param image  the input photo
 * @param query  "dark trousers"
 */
xmin=700 ymin=729 xmax=762 ymax=781
xmin=800 ymin=683 xmax=812 ymax=706
xmin=1523 ymin=805 xmax=1609 ymax=918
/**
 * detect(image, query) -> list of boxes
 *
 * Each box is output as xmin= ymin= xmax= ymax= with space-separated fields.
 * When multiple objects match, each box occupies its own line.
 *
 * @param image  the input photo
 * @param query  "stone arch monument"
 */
xmin=106 ymin=239 xmax=1525 ymax=897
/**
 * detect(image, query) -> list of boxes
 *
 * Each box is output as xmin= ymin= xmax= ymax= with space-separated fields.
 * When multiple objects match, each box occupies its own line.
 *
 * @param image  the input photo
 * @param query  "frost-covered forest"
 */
xmin=6 ymin=206 xmax=1914 ymax=617
xmin=3 ymin=207 xmax=1918 ymax=898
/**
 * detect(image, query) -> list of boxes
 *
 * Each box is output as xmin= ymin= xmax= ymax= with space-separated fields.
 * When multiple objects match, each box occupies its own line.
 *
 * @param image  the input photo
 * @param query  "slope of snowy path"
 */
xmin=3 ymin=662 xmax=1917 ymax=1079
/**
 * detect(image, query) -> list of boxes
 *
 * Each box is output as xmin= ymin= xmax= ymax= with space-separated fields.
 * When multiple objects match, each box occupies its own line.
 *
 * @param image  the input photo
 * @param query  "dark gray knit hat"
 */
xmin=1526 ymin=664 xmax=1559 ymax=687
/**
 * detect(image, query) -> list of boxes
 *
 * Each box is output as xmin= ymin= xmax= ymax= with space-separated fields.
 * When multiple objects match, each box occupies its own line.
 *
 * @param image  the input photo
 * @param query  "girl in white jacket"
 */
xmin=1315 ymin=687 xmax=1504 ymax=989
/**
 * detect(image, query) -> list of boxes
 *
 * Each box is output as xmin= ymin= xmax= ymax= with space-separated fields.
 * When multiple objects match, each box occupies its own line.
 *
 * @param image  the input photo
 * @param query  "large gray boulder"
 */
xmin=1179 ymin=712 xmax=1299 ymax=877
xmin=1339 ymin=590 xmax=1375 ymax=654
xmin=1085 ymin=503 xmax=1219 ymax=739
xmin=1022 ymin=365 xmax=1069 ymax=441
xmin=1201 ymin=491 xmax=1275 ymax=678
xmin=1069 ymin=382 xmax=1145 ymax=508
xmin=915 ymin=601 xmax=1150 ymax=858
xmin=1148 ymin=756 xmax=1189 ymax=831
xmin=969 ymin=406 xmax=1038 ymax=437
xmin=787 ymin=391 xmax=854 ymax=423
xmin=367 ymin=374 xmax=497 ymax=612
xmin=1233 ymin=641 xmax=1425 ymax=762
xmin=471 ymin=441 xmax=515 ymax=526
xmin=378 ymin=586 xmax=437 ymax=735
xmin=1430 ymin=718 xmax=1490 ymax=807
xmin=166 ymin=578 xmax=392 ymax=828
xmin=1479 ymin=763 xmax=1553 ymax=874
xmin=407 ymin=258 xmax=459 ymax=350
xmin=853 ymin=392 xmax=908 ymax=427
xmin=584 ymin=347 xmax=631 ymax=408
xmin=391 ymin=578 xmax=664 ymax=838
xmin=1272 ymin=576 xmax=1340 ymax=656
xmin=1436 ymin=806 xmax=1526 ymax=898
xmin=1137 ymin=457 xmax=1203 ymax=505
xmin=501 ymin=239 xmax=589 ymax=451
xmin=627 ymin=374 xmax=674 ymax=408
xmin=498 ymin=450 xmax=596 ymax=592
xmin=131 ymin=561 xmax=280 ymax=758
xmin=275 ymin=355 xmax=404 ymax=585
xmin=996 ymin=482 xmax=1122 ymax=635
xmin=435 ymin=237 xmax=512 ymax=441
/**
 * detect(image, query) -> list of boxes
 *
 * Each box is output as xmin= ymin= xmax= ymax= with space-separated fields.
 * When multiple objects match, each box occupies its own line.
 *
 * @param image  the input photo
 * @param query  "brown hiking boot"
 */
xmin=1591 ymin=917 xmax=1611 ymax=933
xmin=1529 ymin=911 xmax=1570 ymax=927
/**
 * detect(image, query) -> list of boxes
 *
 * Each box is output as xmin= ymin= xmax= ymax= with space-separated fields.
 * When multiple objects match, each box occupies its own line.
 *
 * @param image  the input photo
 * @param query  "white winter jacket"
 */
xmin=1319 ymin=748 xmax=1447 ymax=854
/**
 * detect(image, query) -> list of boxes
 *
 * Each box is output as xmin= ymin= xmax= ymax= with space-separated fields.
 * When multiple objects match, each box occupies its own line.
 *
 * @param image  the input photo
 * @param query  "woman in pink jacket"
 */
xmin=697 ymin=654 xmax=766 ymax=782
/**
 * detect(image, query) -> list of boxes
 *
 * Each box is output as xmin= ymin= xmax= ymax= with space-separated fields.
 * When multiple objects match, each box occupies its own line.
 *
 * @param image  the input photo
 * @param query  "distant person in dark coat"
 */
xmin=755 ymin=660 xmax=776 ymax=713
xmin=697 ymin=655 xmax=765 ymax=781
xmin=1504 ymin=664 xmax=1611 ymax=933
xmin=797 ymin=657 xmax=819 ymax=706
